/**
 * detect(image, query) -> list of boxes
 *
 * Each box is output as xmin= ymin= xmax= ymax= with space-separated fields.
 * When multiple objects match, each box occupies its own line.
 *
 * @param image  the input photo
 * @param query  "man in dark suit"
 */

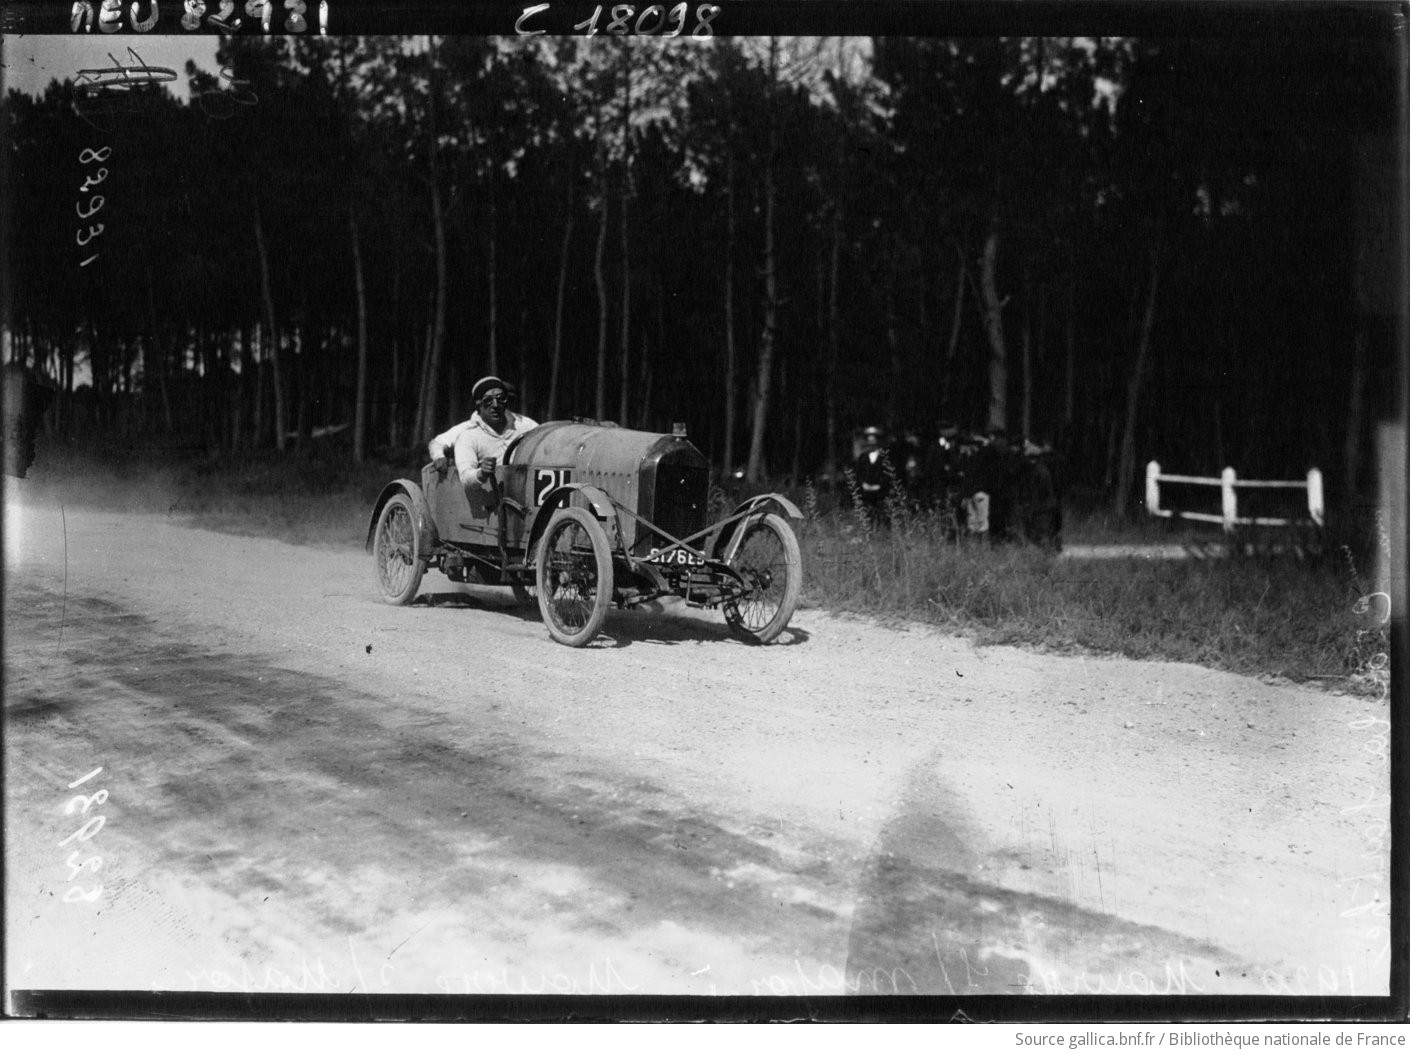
xmin=853 ymin=425 xmax=890 ymax=527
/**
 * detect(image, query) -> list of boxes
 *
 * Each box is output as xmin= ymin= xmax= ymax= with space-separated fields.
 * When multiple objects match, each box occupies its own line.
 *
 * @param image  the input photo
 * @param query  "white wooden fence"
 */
xmin=1145 ymin=461 xmax=1324 ymax=533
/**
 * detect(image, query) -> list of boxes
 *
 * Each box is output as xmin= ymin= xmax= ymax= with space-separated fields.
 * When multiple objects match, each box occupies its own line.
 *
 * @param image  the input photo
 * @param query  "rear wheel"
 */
xmin=723 ymin=512 xmax=801 ymax=644
xmin=536 ymin=507 xmax=613 ymax=646
xmin=372 ymin=493 xmax=424 ymax=605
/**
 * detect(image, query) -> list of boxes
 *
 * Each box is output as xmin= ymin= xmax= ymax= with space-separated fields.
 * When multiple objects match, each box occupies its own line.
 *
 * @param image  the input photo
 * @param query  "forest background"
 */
xmin=3 ymin=18 xmax=1402 ymax=505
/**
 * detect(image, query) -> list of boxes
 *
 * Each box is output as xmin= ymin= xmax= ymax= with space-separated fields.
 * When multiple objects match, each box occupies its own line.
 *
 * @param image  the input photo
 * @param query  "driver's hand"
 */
xmin=478 ymin=455 xmax=497 ymax=482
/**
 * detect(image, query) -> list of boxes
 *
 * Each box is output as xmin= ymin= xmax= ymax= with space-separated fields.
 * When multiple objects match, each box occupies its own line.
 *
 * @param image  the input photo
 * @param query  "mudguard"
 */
xmin=525 ymin=483 xmax=622 ymax=556
xmin=712 ymin=493 xmax=804 ymax=561
xmin=730 ymin=493 xmax=803 ymax=521
xmin=365 ymin=479 xmax=439 ymax=554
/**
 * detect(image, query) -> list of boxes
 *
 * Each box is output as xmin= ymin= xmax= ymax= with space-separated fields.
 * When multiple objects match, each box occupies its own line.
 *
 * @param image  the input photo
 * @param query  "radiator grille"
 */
xmin=648 ymin=459 xmax=709 ymax=549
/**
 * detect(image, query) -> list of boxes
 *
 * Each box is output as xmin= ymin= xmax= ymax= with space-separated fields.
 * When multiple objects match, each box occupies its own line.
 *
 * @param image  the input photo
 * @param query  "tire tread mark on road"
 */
xmin=7 ymin=581 xmax=859 ymax=973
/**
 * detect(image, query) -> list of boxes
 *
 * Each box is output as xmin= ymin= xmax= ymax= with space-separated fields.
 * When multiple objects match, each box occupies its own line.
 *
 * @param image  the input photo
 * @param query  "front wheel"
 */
xmin=723 ymin=512 xmax=801 ymax=644
xmin=372 ymin=493 xmax=425 ymax=605
xmin=536 ymin=507 xmax=614 ymax=646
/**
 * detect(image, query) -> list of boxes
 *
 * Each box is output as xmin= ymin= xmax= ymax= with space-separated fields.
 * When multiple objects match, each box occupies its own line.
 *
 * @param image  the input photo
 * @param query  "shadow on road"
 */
xmin=411 ymin=589 xmax=811 ymax=649
xmin=842 ymin=751 xmax=1248 ymax=996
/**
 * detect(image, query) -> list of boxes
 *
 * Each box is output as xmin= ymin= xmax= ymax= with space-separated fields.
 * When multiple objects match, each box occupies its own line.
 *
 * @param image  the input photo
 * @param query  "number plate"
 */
xmin=646 ymin=547 xmax=704 ymax=567
xmin=533 ymin=468 xmax=572 ymax=505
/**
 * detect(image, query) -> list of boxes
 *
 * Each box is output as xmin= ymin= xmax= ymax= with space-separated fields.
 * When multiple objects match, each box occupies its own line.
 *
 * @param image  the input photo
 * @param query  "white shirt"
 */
xmin=428 ymin=410 xmax=540 ymax=489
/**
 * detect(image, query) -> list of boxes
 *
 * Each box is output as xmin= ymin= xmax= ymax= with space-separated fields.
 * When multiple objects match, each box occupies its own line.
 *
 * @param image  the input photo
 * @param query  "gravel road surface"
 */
xmin=4 ymin=484 xmax=1391 ymax=1000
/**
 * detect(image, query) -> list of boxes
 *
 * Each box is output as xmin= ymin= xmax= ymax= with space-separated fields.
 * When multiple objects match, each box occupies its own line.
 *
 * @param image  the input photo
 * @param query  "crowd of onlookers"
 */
xmin=849 ymin=421 xmax=1064 ymax=548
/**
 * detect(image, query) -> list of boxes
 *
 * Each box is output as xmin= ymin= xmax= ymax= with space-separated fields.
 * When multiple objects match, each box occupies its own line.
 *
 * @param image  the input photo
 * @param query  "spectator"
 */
xmin=969 ymin=427 xmax=1024 ymax=542
xmin=853 ymin=425 xmax=890 ymax=527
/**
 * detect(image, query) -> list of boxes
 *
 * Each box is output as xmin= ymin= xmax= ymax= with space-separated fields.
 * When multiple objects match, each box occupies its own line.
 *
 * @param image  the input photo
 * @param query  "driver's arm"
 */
xmin=453 ymin=431 xmax=490 ymax=489
xmin=428 ymin=421 xmax=468 ymax=463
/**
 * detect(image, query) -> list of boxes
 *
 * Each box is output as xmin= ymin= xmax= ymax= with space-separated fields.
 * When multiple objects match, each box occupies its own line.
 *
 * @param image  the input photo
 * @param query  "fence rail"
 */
xmin=1145 ymin=461 xmax=1324 ymax=533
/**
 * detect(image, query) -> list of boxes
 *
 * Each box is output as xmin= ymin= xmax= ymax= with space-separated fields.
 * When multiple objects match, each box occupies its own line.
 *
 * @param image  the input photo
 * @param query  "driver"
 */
xmin=428 ymin=375 xmax=539 ymax=513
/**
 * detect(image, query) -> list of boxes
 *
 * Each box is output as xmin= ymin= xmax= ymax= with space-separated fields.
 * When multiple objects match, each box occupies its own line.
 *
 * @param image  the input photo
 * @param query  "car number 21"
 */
xmin=533 ymin=468 xmax=572 ymax=505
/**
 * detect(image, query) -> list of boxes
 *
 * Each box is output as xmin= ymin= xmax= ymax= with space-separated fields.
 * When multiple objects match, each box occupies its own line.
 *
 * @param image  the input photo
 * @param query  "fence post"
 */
xmin=1146 ymin=461 xmax=1161 ymax=515
xmin=1221 ymin=467 xmax=1238 ymax=533
xmin=1307 ymin=468 xmax=1324 ymax=528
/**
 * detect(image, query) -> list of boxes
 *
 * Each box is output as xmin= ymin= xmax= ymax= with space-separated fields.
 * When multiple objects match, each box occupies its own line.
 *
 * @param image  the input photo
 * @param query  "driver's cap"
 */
xmin=472 ymin=375 xmax=507 ymax=404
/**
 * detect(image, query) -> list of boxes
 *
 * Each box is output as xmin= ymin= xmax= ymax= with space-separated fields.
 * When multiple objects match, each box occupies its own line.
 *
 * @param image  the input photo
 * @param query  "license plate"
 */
xmin=646 ymin=546 xmax=704 ymax=567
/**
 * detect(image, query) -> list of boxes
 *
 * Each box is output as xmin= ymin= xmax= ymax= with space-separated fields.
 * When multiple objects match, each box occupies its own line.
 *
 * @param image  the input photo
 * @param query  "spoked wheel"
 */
xmin=722 ymin=512 xmax=801 ymax=644
xmin=536 ymin=507 xmax=614 ymax=646
xmin=372 ymin=493 xmax=424 ymax=605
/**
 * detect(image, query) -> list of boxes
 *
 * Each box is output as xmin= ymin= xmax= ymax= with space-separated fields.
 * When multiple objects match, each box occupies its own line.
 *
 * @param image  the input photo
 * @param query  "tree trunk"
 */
xmin=236 ymin=325 xmax=253 ymax=451
xmin=791 ymin=395 xmax=804 ymax=486
xmin=144 ymin=259 xmax=173 ymax=433
xmin=617 ymin=61 xmax=633 ymax=425
xmin=746 ymin=39 xmax=780 ymax=484
xmin=1021 ymin=271 xmax=1034 ymax=442
xmin=252 ymin=204 xmax=285 ymax=452
xmin=1343 ymin=328 xmax=1367 ymax=499
xmin=420 ymin=172 xmax=448 ymax=439
xmin=487 ymin=176 xmax=499 ymax=376
xmin=413 ymin=43 xmax=447 ymax=444
xmin=350 ymin=209 xmax=369 ymax=461
xmin=1213 ymin=395 xmax=1226 ymax=470
xmin=940 ymin=253 xmax=964 ymax=421
xmin=885 ymin=278 xmax=900 ymax=430
xmin=548 ymin=191 xmax=574 ymax=421
xmin=295 ymin=325 xmax=311 ymax=447
xmin=723 ymin=145 xmax=738 ymax=477
xmin=617 ymin=199 xmax=631 ymax=424
xmin=980 ymin=224 xmax=1007 ymax=433
xmin=1063 ymin=266 xmax=1076 ymax=445
xmin=639 ymin=330 xmax=653 ymax=428
xmin=252 ymin=327 xmax=265 ymax=447
xmin=823 ymin=205 xmax=842 ymax=482
xmin=593 ymin=166 xmax=609 ymax=420
xmin=389 ymin=334 xmax=402 ymax=449
xmin=1113 ymin=238 xmax=1162 ymax=516
xmin=413 ymin=293 xmax=435 ymax=440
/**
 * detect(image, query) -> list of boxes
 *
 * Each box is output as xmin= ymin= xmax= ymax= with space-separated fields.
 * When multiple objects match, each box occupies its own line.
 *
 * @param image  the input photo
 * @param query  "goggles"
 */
xmin=479 ymin=392 xmax=512 ymax=409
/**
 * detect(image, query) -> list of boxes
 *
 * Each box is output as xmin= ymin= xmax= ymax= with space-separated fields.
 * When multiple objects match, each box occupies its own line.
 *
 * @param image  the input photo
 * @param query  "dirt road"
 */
xmin=3 ymin=484 xmax=1391 ymax=1001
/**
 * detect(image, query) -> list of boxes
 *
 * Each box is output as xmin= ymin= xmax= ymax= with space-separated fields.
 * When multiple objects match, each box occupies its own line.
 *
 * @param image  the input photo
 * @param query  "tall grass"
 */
xmin=795 ymin=479 xmax=1377 ymax=686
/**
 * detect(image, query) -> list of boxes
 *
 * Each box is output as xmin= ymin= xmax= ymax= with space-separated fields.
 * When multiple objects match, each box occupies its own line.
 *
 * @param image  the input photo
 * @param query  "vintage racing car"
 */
xmin=365 ymin=420 xmax=803 ymax=647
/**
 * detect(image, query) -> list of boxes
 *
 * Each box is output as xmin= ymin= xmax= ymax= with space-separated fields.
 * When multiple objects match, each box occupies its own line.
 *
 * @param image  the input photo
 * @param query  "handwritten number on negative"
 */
xmin=64 ymin=849 xmax=103 ymax=881
xmin=570 ymin=3 xmax=711 ymax=36
xmin=65 ymin=789 xmax=109 ymax=816
xmin=691 ymin=3 xmax=718 ymax=36
xmin=606 ymin=4 xmax=634 ymax=33
xmin=67 ymin=766 xmax=104 ymax=789
xmin=58 ymin=814 xmax=105 ymax=848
